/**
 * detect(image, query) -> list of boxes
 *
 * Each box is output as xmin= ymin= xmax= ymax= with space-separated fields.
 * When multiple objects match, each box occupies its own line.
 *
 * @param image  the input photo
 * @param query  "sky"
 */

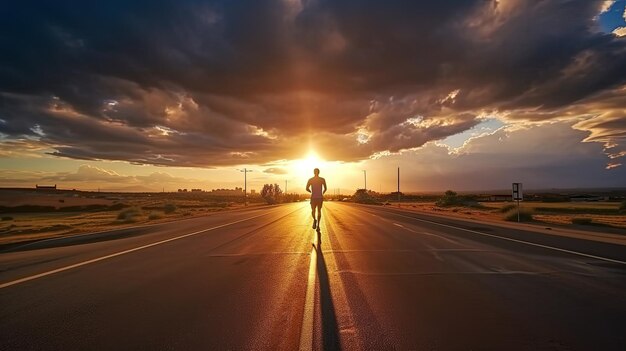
xmin=1 ymin=0 xmax=626 ymax=193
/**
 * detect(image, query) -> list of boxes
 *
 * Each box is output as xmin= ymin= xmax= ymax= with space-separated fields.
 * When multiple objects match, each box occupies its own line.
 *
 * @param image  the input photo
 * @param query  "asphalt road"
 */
xmin=1 ymin=202 xmax=625 ymax=350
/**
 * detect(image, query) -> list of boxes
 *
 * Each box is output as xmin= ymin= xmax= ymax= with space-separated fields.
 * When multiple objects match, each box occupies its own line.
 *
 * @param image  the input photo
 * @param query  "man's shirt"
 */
xmin=307 ymin=176 xmax=326 ymax=199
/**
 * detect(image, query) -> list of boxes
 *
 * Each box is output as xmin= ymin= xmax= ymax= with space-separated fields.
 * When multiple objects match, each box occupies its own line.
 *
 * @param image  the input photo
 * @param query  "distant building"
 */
xmin=36 ymin=184 xmax=57 ymax=190
xmin=208 ymin=187 xmax=244 ymax=196
xmin=489 ymin=194 xmax=513 ymax=202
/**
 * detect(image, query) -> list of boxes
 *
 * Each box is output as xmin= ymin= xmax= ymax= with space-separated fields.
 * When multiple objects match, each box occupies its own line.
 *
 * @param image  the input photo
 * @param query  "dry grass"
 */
xmin=0 ymin=190 xmax=264 ymax=245
xmin=386 ymin=201 xmax=626 ymax=231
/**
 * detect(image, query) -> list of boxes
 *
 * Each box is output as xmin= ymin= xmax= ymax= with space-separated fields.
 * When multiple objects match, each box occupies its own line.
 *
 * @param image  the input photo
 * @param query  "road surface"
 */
xmin=1 ymin=202 xmax=625 ymax=350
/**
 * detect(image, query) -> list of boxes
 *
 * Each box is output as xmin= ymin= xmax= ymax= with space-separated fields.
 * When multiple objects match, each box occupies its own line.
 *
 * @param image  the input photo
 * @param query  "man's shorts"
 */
xmin=310 ymin=198 xmax=323 ymax=207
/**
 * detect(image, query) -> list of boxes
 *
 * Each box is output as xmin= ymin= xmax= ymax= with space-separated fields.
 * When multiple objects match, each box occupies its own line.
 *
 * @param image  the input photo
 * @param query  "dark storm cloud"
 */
xmin=1 ymin=0 xmax=625 ymax=167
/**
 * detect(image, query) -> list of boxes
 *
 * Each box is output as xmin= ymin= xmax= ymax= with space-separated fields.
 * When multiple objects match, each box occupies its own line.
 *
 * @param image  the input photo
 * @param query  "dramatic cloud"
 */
xmin=1 ymin=0 xmax=625 ymax=173
xmin=362 ymin=121 xmax=626 ymax=191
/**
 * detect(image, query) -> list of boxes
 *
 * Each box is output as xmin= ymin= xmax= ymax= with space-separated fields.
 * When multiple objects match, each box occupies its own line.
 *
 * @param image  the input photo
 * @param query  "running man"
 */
xmin=306 ymin=168 xmax=327 ymax=230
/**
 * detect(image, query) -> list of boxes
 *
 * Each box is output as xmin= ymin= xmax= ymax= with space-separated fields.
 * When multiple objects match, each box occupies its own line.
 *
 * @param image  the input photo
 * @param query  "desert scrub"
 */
xmin=148 ymin=212 xmax=162 ymax=220
xmin=503 ymin=208 xmax=533 ymax=222
xmin=117 ymin=207 xmax=142 ymax=222
xmin=164 ymin=203 xmax=177 ymax=214
xmin=571 ymin=217 xmax=593 ymax=225
xmin=499 ymin=204 xmax=517 ymax=213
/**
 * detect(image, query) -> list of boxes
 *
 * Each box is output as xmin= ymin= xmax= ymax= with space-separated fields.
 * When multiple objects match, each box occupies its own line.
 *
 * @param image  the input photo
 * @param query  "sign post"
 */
xmin=512 ymin=182 xmax=523 ymax=222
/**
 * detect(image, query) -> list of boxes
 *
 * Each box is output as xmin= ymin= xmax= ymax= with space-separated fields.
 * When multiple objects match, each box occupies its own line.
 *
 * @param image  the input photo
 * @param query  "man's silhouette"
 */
xmin=306 ymin=168 xmax=327 ymax=230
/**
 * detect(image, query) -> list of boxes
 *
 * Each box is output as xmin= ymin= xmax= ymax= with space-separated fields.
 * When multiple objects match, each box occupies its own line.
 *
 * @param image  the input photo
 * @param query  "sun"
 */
xmin=293 ymin=151 xmax=325 ymax=182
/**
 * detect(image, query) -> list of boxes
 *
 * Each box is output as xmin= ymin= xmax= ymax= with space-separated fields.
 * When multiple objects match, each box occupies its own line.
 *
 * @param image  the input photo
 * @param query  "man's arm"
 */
xmin=305 ymin=179 xmax=311 ymax=193
xmin=322 ymin=178 xmax=327 ymax=194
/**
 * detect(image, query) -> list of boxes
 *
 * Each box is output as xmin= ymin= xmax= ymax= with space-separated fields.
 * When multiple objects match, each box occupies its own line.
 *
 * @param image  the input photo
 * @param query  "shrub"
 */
xmin=61 ymin=204 xmax=108 ymax=212
xmin=261 ymin=184 xmax=284 ymax=204
xmin=503 ymin=208 xmax=533 ymax=222
xmin=352 ymin=189 xmax=382 ymax=205
xmin=148 ymin=212 xmax=162 ymax=220
xmin=117 ymin=207 xmax=141 ymax=222
xmin=436 ymin=190 xmax=483 ymax=208
xmin=571 ymin=217 xmax=593 ymax=225
xmin=499 ymin=204 xmax=517 ymax=213
xmin=2 ymin=216 xmax=13 ymax=221
xmin=164 ymin=203 xmax=177 ymax=214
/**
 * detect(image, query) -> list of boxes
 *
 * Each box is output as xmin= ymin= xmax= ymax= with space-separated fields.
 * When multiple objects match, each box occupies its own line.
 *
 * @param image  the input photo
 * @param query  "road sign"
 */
xmin=512 ymin=183 xmax=523 ymax=201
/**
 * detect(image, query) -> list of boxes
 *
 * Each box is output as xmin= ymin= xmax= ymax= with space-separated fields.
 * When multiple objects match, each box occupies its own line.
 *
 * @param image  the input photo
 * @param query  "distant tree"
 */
xmin=261 ymin=184 xmax=284 ymax=204
xmin=445 ymin=190 xmax=457 ymax=197
xmin=352 ymin=189 xmax=382 ymax=205
xmin=436 ymin=190 xmax=483 ymax=208
xmin=436 ymin=190 xmax=460 ymax=207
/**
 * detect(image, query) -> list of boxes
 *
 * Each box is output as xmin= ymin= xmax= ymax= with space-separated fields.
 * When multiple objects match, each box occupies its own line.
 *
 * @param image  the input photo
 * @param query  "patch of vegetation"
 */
xmin=436 ymin=190 xmax=486 ymax=208
xmin=0 ymin=205 xmax=56 ymax=213
xmin=571 ymin=217 xmax=593 ymax=225
xmin=60 ymin=204 xmax=109 ymax=212
xmin=164 ymin=203 xmax=177 ymax=214
xmin=533 ymin=207 xmax=618 ymax=215
xmin=117 ymin=207 xmax=142 ymax=222
xmin=499 ymin=204 xmax=517 ymax=213
xmin=503 ymin=208 xmax=533 ymax=222
xmin=352 ymin=189 xmax=382 ymax=205
xmin=2 ymin=216 xmax=13 ymax=221
xmin=261 ymin=183 xmax=284 ymax=205
xmin=148 ymin=212 xmax=162 ymax=220
xmin=0 ymin=203 xmax=128 ymax=214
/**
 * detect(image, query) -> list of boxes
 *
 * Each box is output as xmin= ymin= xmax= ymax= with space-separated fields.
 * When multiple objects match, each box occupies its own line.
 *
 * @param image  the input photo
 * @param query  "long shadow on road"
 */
xmin=315 ymin=228 xmax=341 ymax=350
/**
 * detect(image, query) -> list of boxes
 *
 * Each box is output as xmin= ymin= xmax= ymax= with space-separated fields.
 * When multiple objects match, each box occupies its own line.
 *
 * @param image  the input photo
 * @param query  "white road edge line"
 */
xmin=383 ymin=210 xmax=626 ymax=266
xmin=298 ymin=235 xmax=317 ymax=351
xmin=0 ymin=213 xmax=269 ymax=289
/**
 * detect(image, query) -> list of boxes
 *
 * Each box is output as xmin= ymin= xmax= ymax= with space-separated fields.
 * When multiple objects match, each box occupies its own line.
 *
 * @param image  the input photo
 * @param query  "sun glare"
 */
xmin=292 ymin=151 xmax=325 ymax=183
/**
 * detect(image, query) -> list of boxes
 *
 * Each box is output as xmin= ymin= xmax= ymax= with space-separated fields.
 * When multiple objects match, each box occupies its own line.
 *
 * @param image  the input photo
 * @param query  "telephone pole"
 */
xmin=239 ymin=168 xmax=253 ymax=206
xmin=397 ymin=167 xmax=400 ymax=201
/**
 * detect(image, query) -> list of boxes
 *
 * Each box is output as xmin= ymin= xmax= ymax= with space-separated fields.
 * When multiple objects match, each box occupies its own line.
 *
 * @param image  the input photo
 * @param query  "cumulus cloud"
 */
xmin=363 ymin=121 xmax=626 ymax=191
xmin=0 ymin=0 xmax=625 ymax=170
xmin=0 ymin=164 xmax=199 ymax=189
xmin=263 ymin=167 xmax=288 ymax=175
xmin=49 ymin=165 xmax=131 ymax=183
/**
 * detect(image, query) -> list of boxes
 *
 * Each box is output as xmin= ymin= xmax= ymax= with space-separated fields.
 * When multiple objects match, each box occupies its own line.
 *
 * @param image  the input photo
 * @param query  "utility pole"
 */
xmin=285 ymin=180 xmax=288 ymax=194
xmin=363 ymin=170 xmax=367 ymax=191
xmin=239 ymin=168 xmax=253 ymax=206
xmin=397 ymin=166 xmax=400 ymax=201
